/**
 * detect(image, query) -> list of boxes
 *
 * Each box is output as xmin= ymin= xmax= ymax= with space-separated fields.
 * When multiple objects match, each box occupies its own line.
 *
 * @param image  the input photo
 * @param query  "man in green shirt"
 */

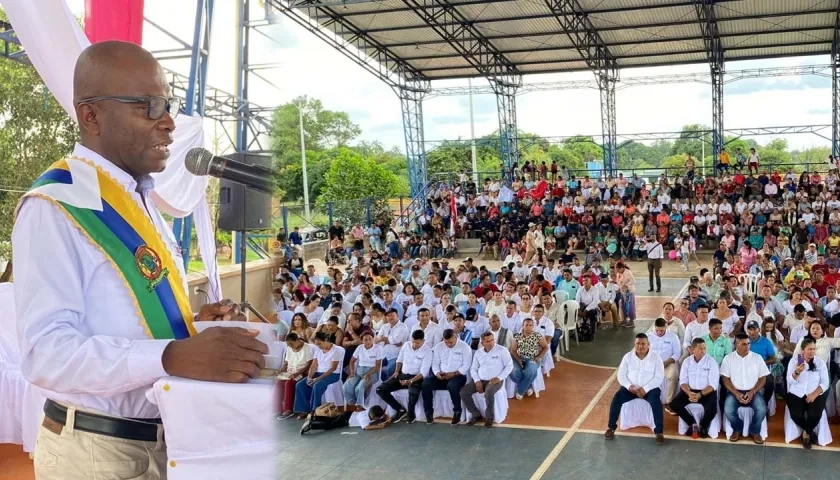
xmin=701 ymin=318 xmax=732 ymax=413
xmin=701 ymin=318 xmax=732 ymax=366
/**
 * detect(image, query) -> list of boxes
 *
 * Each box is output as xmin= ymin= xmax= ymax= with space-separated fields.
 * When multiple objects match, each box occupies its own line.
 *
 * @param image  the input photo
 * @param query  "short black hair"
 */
xmin=634 ymin=333 xmax=649 ymax=340
xmin=411 ymin=329 xmax=425 ymax=341
xmin=654 ymin=318 xmax=666 ymax=328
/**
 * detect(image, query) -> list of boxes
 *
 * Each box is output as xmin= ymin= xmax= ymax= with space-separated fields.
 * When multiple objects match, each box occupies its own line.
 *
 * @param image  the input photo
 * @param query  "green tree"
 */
xmin=0 ymin=50 xmax=78 ymax=278
xmin=319 ymin=148 xmax=401 ymax=226
xmin=670 ymin=124 xmax=711 ymax=159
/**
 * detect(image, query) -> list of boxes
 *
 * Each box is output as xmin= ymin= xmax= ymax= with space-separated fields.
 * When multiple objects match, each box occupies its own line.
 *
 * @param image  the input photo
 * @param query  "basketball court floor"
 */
xmin=278 ymin=278 xmax=840 ymax=480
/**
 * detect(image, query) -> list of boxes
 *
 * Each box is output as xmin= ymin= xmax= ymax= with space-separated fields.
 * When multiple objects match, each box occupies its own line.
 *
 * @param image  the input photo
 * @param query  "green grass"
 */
xmin=186 ymin=250 xmax=263 ymax=275
xmin=272 ymin=211 xmax=330 ymax=231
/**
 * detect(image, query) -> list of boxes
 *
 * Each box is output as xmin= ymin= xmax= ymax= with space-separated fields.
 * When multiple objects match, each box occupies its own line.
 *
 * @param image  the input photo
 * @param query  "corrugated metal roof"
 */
xmin=287 ymin=0 xmax=840 ymax=80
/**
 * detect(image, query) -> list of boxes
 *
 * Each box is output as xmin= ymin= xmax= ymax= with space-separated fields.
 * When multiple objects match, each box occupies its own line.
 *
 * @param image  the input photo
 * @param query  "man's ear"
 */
xmin=76 ymin=104 xmax=101 ymax=136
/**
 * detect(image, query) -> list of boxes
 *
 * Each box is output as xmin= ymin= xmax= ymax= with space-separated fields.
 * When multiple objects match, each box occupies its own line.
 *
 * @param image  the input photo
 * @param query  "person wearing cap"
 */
xmin=721 ymin=333 xmax=770 ymax=444
xmin=523 ymin=223 xmax=538 ymax=264
xmin=745 ymin=320 xmax=778 ymax=405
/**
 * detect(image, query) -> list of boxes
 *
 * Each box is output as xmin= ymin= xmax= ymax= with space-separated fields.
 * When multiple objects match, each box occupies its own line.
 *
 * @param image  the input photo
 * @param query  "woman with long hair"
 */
xmin=290 ymin=313 xmax=314 ymax=341
xmin=786 ymin=336 xmax=830 ymax=449
xmin=275 ymin=333 xmax=314 ymax=419
xmin=296 ymin=272 xmax=316 ymax=296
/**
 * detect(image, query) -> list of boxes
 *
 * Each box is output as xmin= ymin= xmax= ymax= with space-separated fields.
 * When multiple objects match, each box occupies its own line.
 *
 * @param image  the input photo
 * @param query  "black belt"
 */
xmin=44 ymin=399 xmax=162 ymax=443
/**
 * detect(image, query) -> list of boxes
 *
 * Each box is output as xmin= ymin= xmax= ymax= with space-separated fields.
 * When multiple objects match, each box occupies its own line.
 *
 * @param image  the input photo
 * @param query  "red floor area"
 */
xmin=0 ymin=444 xmax=33 ymax=480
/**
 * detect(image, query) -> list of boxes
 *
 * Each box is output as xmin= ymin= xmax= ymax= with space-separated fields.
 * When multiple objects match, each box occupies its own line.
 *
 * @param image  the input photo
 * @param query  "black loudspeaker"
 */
xmin=217 ymin=153 xmax=273 ymax=231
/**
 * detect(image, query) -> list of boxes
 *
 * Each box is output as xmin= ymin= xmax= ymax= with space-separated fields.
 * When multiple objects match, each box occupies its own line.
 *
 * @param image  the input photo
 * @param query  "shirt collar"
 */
xmin=72 ymin=144 xmax=155 ymax=194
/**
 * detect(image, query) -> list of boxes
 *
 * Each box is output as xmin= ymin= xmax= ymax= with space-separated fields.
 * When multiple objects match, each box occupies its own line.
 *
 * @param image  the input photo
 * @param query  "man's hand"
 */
xmin=196 ymin=300 xmax=246 ymax=322
xmin=436 ymin=373 xmax=446 ymax=380
xmin=475 ymin=381 xmax=484 ymax=394
xmin=806 ymin=391 xmax=820 ymax=403
xmin=628 ymin=385 xmax=638 ymax=395
xmin=688 ymin=392 xmax=699 ymax=403
xmin=489 ymin=377 xmax=501 ymax=385
xmin=162 ymin=327 xmax=268 ymax=383
xmin=636 ymin=388 xmax=646 ymax=398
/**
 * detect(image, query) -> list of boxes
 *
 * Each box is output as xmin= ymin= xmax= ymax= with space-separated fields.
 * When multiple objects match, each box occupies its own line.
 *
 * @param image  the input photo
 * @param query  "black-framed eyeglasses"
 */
xmin=76 ymin=95 xmax=181 ymax=120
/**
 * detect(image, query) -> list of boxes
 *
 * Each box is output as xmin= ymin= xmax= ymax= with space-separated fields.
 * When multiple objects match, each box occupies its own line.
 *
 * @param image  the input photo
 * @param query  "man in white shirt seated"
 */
xmin=670 ymin=338 xmax=719 ymax=438
xmin=720 ymin=333 xmax=770 ymax=444
xmin=411 ymin=308 xmax=442 ymax=346
xmin=605 ymin=333 xmax=666 ymax=444
xmin=597 ymin=273 xmax=620 ymax=330
xmin=683 ymin=304 xmax=711 ymax=353
xmin=532 ymin=305 xmax=555 ymax=347
xmin=375 ymin=330 xmax=433 ymax=424
xmin=647 ymin=318 xmax=681 ymax=415
xmin=459 ymin=332 xmax=514 ymax=427
xmin=375 ymin=309 xmax=409 ymax=380
xmin=422 ymin=329 xmax=472 ymax=425
xmin=576 ymin=275 xmax=600 ymax=336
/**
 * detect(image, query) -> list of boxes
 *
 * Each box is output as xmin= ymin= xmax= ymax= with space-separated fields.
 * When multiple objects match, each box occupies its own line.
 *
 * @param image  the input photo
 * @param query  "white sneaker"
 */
xmin=526 ymin=388 xmax=534 ymax=397
xmin=515 ymin=393 xmax=524 ymax=400
xmin=534 ymin=390 xmax=540 ymax=399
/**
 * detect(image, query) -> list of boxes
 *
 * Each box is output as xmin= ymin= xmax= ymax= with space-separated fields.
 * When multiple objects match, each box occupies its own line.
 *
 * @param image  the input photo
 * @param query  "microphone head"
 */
xmin=185 ymin=148 xmax=214 ymax=176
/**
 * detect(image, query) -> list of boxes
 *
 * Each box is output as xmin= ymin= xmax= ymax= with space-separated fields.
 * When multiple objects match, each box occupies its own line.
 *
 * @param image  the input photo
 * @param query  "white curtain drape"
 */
xmin=3 ymin=0 xmax=222 ymax=301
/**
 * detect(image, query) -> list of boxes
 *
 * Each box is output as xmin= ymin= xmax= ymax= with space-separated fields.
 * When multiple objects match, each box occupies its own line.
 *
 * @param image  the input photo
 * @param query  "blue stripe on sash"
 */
xmin=92 ymin=199 xmax=190 ymax=339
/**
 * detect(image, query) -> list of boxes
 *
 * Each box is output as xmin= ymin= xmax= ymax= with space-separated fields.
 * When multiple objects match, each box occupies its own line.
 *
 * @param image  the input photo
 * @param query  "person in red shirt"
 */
xmin=733 ymin=171 xmax=746 ymax=185
xmin=656 ymin=211 xmax=670 ymax=226
xmin=811 ymin=270 xmax=830 ymax=298
xmin=770 ymin=171 xmax=782 ymax=185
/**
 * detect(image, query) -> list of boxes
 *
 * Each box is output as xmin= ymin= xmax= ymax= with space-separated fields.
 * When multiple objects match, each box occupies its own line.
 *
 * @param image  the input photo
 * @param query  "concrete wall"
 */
xmin=186 ymin=259 xmax=276 ymax=317
xmin=302 ymin=240 xmax=329 ymax=264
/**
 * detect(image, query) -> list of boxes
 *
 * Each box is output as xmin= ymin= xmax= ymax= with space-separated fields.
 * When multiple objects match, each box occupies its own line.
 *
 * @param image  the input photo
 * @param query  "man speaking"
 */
xmin=13 ymin=41 xmax=267 ymax=479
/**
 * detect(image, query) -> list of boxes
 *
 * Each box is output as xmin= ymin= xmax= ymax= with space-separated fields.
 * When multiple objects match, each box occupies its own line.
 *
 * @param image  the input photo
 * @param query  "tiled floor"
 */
xmin=6 ymin=274 xmax=840 ymax=480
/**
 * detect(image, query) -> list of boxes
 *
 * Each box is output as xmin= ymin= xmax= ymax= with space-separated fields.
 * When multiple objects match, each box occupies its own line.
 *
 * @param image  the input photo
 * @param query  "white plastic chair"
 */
xmin=723 ymin=406 xmax=769 ymax=440
xmin=619 ymin=398 xmax=656 ymax=432
xmin=559 ymin=300 xmax=580 ymax=354
xmin=307 ymin=344 xmax=346 ymax=407
xmin=677 ymin=390 xmax=722 ymax=438
xmin=738 ymin=273 xmax=759 ymax=298
xmin=783 ymin=406 xmax=833 ymax=446
xmin=553 ymin=290 xmax=568 ymax=306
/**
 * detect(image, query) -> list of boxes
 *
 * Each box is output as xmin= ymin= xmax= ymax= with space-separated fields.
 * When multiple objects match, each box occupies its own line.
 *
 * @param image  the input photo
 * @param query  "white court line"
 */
xmin=528 ymin=280 xmax=690 ymax=480
xmin=575 ymin=428 xmax=840 ymax=452
xmin=556 ymin=356 xmax=617 ymax=371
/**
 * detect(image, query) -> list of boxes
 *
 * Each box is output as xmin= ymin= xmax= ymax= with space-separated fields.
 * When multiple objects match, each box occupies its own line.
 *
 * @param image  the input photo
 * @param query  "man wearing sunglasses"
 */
xmin=13 ymin=41 xmax=267 ymax=479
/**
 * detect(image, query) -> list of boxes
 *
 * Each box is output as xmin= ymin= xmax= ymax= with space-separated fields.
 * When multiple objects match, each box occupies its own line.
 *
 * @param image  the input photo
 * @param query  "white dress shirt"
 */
xmin=720 ymin=351 xmax=770 ymax=390
xmin=645 ymin=241 xmax=664 ymax=260
xmin=470 ymin=344 xmax=514 ymax=381
xmin=678 ymin=354 xmax=719 ymax=391
xmin=353 ymin=344 xmax=384 ymax=368
xmin=535 ymin=316 xmax=556 ymax=340
xmin=786 ymin=357 xmax=830 ymax=397
xmin=377 ymin=322 xmax=409 ymax=359
xmin=575 ymin=285 xmax=600 ymax=311
xmin=500 ymin=312 xmax=522 ymax=333
xmin=598 ymin=282 xmax=618 ymax=303
xmin=431 ymin=340 xmax=472 ymax=376
xmin=396 ymin=343 xmax=433 ymax=376
xmin=646 ymin=331 xmax=681 ymax=363
xmin=683 ymin=320 xmax=710 ymax=349
xmin=13 ymin=144 xmax=187 ymax=419
xmin=618 ymin=351 xmax=665 ymax=393
xmin=411 ymin=321 xmax=442 ymax=347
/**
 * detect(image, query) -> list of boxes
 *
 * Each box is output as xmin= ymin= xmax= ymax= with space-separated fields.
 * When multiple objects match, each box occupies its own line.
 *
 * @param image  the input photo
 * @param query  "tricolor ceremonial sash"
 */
xmin=18 ymin=157 xmax=196 ymax=340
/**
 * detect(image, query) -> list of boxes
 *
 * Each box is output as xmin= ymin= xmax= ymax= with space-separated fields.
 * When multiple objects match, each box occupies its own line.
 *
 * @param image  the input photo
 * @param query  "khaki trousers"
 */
xmin=34 ymin=404 xmax=167 ymax=480
xmin=663 ymin=363 xmax=680 ymax=404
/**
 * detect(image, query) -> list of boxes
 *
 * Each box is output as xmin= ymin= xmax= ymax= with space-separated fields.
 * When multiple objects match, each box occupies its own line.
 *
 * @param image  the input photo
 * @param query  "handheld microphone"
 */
xmin=184 ymin=148 xmax=274 ymax=194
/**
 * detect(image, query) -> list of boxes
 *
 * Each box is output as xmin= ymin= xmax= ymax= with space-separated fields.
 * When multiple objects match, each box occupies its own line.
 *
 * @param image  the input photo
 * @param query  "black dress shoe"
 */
xmin=465 ymin=416 xmax=483 ymax=426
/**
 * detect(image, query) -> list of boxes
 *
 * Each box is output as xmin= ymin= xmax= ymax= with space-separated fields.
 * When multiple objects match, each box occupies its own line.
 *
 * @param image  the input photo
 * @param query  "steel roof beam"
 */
xmin=359 ymin=7 xmax=837 ymax=34
xmin=398 ymin=25 xmax=834 ymax=61
xmin=267 ymin=0 xmax=429 ymax=89
xmin=334 ymin=0 xmax=742 ymax=18
xmin=427 ymin=64 xmax=833 ymax=97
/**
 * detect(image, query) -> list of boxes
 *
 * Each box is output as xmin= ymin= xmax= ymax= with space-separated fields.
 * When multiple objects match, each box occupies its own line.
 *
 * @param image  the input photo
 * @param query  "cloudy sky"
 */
xmin=65 ymin=0 xmax=834 ymax=153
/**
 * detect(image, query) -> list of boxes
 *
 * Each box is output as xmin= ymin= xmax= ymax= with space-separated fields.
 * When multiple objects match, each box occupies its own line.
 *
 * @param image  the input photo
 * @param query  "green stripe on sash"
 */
xmin=61 ymin=203 xmax=176 ymax=339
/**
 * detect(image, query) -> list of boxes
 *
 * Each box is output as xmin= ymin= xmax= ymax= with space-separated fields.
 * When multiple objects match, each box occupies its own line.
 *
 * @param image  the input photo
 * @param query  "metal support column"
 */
xmin=543 ymin=0 xmax=618 ymax=176
xmin=395 ymin=83 xmax=429 ymax=197
xmin=833 ymin=9 xmax=840 ymax=158
xmin=598 ymin=71 xmax=617 ymax=175
xmin=490 ymin=77 xmax=521 ymax=179
xmin=173 ymin=0 xmax=214 ymax=269
xmin=696 ymin=0 xmax=724 ymax=170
